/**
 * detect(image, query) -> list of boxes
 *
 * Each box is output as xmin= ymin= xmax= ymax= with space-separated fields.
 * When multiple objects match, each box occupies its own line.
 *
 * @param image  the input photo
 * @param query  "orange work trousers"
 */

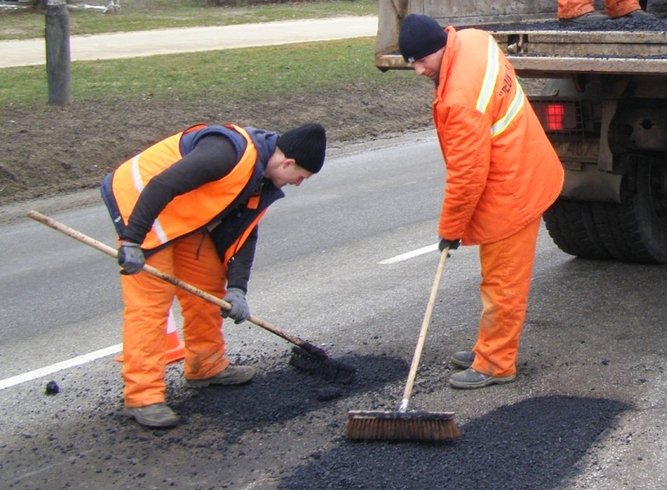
xmin=471 ymin=216 xmax=542 ymax=378
xmin=558 ymin=0 xmax=640 ymax=19
xmin=120 ymin=232 xmax=229 ymax=408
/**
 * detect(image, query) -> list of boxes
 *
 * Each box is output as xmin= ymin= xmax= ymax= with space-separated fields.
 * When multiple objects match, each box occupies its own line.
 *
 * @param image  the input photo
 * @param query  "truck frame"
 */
xmin=376 ymin=0 xmax=667 ymax=263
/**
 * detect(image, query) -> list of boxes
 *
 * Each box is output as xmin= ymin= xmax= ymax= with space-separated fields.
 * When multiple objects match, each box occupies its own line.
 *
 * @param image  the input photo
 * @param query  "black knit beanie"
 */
xmin=276 ymin=123 xmax=327 ymax=174
xmin=399 ymin=14 xmax=447 ymax=63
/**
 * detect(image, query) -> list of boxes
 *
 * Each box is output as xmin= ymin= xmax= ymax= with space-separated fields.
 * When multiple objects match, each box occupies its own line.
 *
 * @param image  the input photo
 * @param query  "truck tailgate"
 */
xmin=492 ymin=28 xmax=667 ymax=77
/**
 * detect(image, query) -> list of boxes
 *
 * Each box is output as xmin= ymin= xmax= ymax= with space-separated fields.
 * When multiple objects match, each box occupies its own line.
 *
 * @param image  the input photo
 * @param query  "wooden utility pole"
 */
xmin=45 ymin=0 xmax=71 ymax=105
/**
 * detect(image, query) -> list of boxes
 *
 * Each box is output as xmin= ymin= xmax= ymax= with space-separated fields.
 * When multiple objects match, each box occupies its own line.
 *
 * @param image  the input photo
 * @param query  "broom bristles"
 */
xmin=346 ymin=410 xmax=460 ymax=442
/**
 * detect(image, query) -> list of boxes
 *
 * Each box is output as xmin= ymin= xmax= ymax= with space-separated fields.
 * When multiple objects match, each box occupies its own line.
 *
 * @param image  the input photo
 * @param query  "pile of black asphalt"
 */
xmin=2 ymin=342 xmax=633 ymax=489
xmin=480 ymin=15 xmax=666 ymax=32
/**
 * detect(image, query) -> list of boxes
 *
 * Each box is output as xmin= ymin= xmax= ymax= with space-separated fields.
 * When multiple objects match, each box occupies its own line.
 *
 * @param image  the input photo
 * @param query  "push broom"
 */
xmin=28 ymin=210 xmax=356 ymax=385
xmin=346 ymin=248 xmax=460 ymax=442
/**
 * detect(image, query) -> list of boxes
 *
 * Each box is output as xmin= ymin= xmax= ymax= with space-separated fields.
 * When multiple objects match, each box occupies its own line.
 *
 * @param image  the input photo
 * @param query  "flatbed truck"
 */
xmin=376 ymin=0 xmax=667 ymax=263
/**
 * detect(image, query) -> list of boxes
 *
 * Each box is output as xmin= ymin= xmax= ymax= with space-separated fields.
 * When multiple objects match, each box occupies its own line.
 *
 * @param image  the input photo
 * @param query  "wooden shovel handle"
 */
xmin=28 ymin=210 xmax=326 ymax=357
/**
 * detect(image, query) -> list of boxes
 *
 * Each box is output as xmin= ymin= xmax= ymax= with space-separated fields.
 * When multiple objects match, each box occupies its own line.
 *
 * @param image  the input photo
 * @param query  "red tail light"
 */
xmin=546 ymin=103 xmax=566 ymax=131
xmin=533 ymin=100 xmax=581 ymax=135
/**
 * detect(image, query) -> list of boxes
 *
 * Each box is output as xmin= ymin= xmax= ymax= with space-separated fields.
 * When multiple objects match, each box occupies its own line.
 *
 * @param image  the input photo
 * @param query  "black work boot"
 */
xmin=559 ymin=11 xmax=608 ymax=24
xmin=621 ymin=9 xmax=654 ymax=18
xmin=450 ymin=350 xmax=475 ymax=369
xmin=449 ymin=368 xmax=516 ymax=389
xmin=647 ymin=0 xmax=667 ymax=18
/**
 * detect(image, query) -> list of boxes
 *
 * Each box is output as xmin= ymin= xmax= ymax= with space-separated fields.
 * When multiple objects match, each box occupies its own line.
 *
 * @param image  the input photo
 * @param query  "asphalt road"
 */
xmin=0 ymin=15 xmax=378 ymax=68
xmin=1 ymin=131 xmax=665 ymax=489
xmin=1 ymin=14 xmax=665 ymax=489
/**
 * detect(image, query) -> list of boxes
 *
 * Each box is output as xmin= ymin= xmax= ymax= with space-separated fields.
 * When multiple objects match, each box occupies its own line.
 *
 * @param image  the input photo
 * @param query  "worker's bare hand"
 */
xmin=117 ymin=241 xmax=145 ymax=275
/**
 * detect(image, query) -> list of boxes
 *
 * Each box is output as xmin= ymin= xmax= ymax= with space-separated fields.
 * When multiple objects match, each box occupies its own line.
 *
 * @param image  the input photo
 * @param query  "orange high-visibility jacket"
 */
xmin=433 ymin=27 xmax=564 ymax=245
xmin=104 ymin=124 xmax=273 ymax=258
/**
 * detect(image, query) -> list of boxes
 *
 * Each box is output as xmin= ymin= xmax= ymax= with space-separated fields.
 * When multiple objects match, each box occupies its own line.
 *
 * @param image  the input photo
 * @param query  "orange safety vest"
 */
xmin=109 ymin=124 xmax=264 ymax=253
xmin=433 ymin=27 xmax=564 ymax=245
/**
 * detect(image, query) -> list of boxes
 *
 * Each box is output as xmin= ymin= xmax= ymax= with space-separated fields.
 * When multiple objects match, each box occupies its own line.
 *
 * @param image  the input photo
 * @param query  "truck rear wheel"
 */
xmin=592 ymin=162 xmax=667 ymax=263
xmin=544 ymin=162 xmax=667 ymax=263
xmin=543 ymin=199 xmax=612 ymax=260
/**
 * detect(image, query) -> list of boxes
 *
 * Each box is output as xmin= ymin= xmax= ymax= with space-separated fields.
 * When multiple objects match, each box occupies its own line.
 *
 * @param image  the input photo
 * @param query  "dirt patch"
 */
xmin=0 ymin=76 xmax=546 ymax=222
xmin=0 ymin=78 xmax=434 ymax=207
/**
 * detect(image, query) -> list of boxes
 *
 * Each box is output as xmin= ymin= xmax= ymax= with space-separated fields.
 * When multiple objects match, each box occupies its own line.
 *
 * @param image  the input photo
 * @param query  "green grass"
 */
xmin=0 ymin=0 xmax=377 ymax=40
xmin=0 ymin=1 xmax=385 ymax=109
xmin=0 ymin=37 xmax=411 ymax=106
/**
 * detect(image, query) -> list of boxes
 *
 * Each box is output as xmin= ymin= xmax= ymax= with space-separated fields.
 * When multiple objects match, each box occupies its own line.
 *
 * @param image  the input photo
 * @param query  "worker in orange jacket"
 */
xmin=558 ymin=0 xmax=659 ymax=21
xmin=399 ymin=14 xmax=564 ymax=389
xmin=101 ymin=122 xmax=326 ymax=427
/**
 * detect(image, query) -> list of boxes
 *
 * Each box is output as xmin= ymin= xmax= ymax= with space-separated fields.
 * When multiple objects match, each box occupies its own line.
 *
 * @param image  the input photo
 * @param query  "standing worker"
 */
xmin=398 ymin=14 xmax=564 ymax=389
xmin=101 ymin=122 xmax=326 ymax=427
xmin=557 ymin=0 xmax=663 ymax=22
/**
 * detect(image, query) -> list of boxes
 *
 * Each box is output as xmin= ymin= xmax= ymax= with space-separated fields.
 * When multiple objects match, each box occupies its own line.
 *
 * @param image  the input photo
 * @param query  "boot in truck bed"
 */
xmin=376 ymin=1 xmax=667 ymax=263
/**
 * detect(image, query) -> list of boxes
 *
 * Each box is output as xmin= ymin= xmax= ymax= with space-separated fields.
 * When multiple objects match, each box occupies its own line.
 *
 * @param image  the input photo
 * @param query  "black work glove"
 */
xmin=222 ymin=287 xmax=250 ymax=324
xmin=438 ymin=238 xmax=461 ymax=252
xmin=117 ymin=241 xmax=145 ymax=275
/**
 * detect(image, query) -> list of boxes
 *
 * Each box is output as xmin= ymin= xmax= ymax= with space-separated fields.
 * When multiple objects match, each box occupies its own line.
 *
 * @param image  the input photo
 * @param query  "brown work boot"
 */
xmin=124 ymin=403 xmax=180 ymax=428
xmin=559 ymin=11 xmax=608 ymax=24
xmin=449 ymin=368 xmax=516 ymax=389
xmin=185 ymin=365 xmax=256 ymax=388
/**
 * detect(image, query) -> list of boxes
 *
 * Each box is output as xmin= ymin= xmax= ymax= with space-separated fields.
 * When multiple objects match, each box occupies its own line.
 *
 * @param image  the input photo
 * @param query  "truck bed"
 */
xmin=489 ymin=19 xmax=667 ymax=77
xmin=376 ymin=15 xmax=667 ymax=78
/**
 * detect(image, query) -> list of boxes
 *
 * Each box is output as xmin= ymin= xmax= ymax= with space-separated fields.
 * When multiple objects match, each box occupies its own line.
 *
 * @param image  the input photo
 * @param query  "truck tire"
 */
xmin=543 ymin=199 xmax=612 ymax=260
xmin=591 ymin=163 xmax=667 ymax=264
xmin=544 ymin=163 xmax=667 ymax=263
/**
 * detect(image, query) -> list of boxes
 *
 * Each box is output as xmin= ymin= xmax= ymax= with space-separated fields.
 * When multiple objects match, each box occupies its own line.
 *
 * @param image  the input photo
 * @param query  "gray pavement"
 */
xmin=2 ymin=133 xmax=666 ymax=489
xmin=0 ymin=15 xmax=377 ymax=68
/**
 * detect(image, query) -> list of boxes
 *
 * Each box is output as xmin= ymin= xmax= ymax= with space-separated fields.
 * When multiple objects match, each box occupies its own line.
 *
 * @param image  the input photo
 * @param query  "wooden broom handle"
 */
xmin=27 ymin=210 xmax=322 ymax=354
xmin=398 ymin=248 xmax=449 ymax=412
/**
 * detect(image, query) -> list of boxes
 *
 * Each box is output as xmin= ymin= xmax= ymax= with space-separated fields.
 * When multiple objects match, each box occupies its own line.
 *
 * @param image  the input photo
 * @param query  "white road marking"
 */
xmin=379 ymin=243 xmax=438 ymax=264
xmin=0 ymin=344 xmax=121 ymax=390
xmin=2 ymin=244 xmax=438 ymax=390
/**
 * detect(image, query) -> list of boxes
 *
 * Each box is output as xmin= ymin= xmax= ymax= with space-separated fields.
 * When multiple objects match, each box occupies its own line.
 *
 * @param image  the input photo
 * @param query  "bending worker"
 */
xmin=398 ymin=14 xmax=564 ymax=389
xmin=101 ymin=122 xmax=326 ymax=427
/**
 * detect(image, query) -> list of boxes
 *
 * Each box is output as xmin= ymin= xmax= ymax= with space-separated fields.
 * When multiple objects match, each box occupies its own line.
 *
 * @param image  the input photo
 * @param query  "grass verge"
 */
xmin=0 ymin=38 xmax=413 ymax=106
xmin=0 ymin=0 xmax=377 ymax=40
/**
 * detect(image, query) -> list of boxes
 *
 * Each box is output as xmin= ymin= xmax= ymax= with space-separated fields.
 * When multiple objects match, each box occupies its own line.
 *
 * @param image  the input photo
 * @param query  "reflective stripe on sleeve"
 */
xmin=491 ymin=82 xmax=525 ymax=138
xmin=476 ymin=37 xmax=500 ymax=115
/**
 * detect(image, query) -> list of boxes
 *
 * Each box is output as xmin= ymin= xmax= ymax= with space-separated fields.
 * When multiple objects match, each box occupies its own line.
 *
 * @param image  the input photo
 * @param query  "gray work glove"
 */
xmin=222 ymin=287 xmax=250 ymax=324
xmin=438 ymin=238 xmax=461 ymax=252
xmin=117 ymin=241 xmax=145 ymax=275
